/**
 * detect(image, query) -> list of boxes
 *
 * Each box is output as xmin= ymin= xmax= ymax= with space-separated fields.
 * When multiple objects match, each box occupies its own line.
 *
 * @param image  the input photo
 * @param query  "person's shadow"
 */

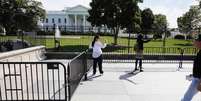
xmin=86 ymin=74 xmax=102 ymax=81
xmin=119 ymin=71 xmax=140 ymax=85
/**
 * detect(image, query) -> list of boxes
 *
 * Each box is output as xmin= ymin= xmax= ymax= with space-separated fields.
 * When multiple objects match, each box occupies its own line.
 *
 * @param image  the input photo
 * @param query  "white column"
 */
xmin=66 ymin=15 xmax=69 ymax=31
xmin=74 ymin=15 xmax=77 ymax=32
xmin=66 ymin=15 xmax=69 ymax=26
xmin=83 ymin=15 xmax=86 ymax=32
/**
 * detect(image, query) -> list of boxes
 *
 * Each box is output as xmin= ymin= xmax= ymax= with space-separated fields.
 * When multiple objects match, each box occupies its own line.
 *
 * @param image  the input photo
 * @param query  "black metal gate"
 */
xmin=0 ymin=62 xmax=67 ymax=101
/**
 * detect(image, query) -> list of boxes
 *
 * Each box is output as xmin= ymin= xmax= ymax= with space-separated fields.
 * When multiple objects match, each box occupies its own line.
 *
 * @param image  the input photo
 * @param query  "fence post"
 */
xmin=178 ymin=48 xmax=184 ymax=69
xmin=67 ymin=64 xmax=71 ymax=101
xmin=83 ymin=51 xmax=88 ymax=80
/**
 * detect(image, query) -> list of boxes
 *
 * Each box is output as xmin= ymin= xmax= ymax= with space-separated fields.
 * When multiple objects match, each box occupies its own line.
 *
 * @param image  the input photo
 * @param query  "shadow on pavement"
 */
xmin=119 ymin=71 xmax=141 ymax=85
xmin=86 ymin=74 xmax=102 ymax=81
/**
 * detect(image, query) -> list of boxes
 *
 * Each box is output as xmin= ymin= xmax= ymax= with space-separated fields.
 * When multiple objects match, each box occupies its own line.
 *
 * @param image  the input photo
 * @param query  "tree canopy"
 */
xmin=177 ymin=5 xmax=200 ymax=34
xmin=88 ymin=0 xmax=143 ymax=45
xmin=152 ymin=14 xmax=168 ymax=39
xmin=0 ymin=0 xmax=45 ymax=34
xmin=141 ymin=8 xmax=154 ymax=35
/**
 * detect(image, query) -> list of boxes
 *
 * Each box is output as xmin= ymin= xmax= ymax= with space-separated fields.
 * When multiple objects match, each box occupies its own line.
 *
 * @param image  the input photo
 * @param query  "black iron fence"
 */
xmin=39 ymin=25 xmax=112 ymax=33
xmin=102 ymin=47 xmax=198 ymax=63
xmin=0 ymin=33 xmax=46 ymax=52
xmin=0 ymin=62 xmax=67 ymax=101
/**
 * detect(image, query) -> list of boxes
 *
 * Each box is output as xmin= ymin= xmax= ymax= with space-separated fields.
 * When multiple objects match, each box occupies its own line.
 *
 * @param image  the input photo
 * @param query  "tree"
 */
xmin=119 ymin=0 xmax=142 ymax=33
xmin=87 ymin=0 xmax=103 ymax=27
xmin=177 ymin=5 xmax=200 ymax=36
xmin=88 ymin=0 xmax=142 ymax=45
xmin=0 ymin=0 xmax=45 ymax=34
xmin=152 ymin=14 xmax=168 ymax=39
xmin=141 ymin=8 xmax=154 ymax=35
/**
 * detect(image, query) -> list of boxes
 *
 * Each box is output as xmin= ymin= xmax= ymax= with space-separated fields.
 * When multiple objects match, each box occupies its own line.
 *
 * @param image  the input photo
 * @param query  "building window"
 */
xmin=52 ymin=18 xmax=55 ymax=23
xmin=64 ymin=18 xmax=67 ymax=23
xmin=46 ymin=18 xmax=48 ymax=23
xmin=58 ymin=18 xmax=61 ymax=23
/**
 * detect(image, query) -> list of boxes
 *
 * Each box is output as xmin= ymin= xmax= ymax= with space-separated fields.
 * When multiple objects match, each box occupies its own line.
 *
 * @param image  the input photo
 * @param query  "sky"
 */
xmin=38 ymin=0 xmax=198 ymax=28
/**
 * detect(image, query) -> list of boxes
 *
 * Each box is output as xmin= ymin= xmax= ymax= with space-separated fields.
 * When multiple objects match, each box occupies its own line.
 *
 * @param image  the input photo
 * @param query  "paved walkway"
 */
xmin=71 ymin=63 xmax=201 ymax=101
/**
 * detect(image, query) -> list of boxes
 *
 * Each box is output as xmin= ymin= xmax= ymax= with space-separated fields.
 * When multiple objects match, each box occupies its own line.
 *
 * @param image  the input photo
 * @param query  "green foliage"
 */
xmin=37 ymin=31 xmax=54 ymax=35
xmin=177 ymin=5 xmax=200 ymax=34
xmin=153 ymin=34 xmax=162 ymax=39
xmin=0 ymin=25 xmax=3 ymax=33
xmin=141 ymin=8 xmax=154 ymax=34
xmin=174 ymin=34 xmax=185 ymax=40
xmin=87 ymin=0 xmax=143 ymax=44
xmin=0 ymin=0 xmax=45 ymax=33
xmin=186 ymin=34 xmax=193 ymax=39
xmin=152 ymin=14 xmax=168 ymax=39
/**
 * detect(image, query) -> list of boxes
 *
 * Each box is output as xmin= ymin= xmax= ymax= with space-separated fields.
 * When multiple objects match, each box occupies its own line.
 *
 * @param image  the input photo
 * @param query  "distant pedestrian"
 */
xmin=181 ymin=33 xmax=201 ymax=101
xmin=134 ymin=33 xmax=150 ymax=72
xmin=89 ymin=34 xmax=107 ymax=75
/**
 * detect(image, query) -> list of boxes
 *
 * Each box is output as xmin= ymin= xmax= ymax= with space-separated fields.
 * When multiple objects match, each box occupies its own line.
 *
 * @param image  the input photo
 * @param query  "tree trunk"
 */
xmin=114 ymin=29 xmax=117 ymax=45
xmin=113 ymin=27 xmax=119 ymax=45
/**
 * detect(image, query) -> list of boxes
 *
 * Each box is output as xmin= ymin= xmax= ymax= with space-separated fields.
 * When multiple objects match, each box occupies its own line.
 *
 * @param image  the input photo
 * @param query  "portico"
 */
xmin=38 ymin=5 xmax=111 ymax=33
xmin=39 ymin=5 xmax=91 ymax=32
xmin=65 ymin=5 xmax=90 ymax=27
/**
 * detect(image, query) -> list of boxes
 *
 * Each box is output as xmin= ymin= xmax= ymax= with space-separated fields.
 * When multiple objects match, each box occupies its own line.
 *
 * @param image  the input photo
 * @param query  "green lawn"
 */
xmin=43 ymin=36 xmax=195 ymax=53
xmin=45 ymin=36 xmax=194 ymax=47
xmin=1 ymin=35 xmax=196 ymax=53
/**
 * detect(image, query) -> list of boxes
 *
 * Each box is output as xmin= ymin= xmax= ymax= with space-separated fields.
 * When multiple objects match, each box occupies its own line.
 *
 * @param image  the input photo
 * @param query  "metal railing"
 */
xmin=0 ymin=62 xmax=67 ymax=101
xmin=0 ymin=47 xmax=197 ymax=100
xmin=0 ymin=35 xmax=46 ymax=52
xmin=67 ymin=50 xmax=93 ymax=100
xmin=39 ymin=25 xmax=112 ymax=33
xmin=102 ymin=47 xmax=198 ymax=68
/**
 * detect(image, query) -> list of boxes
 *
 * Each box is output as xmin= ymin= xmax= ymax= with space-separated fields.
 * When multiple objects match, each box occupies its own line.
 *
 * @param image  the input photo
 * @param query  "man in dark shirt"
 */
xmin=134 ymin=33 xmax=150 ymax=72
xmin=181 ymin=33 xmax=201 ymax=101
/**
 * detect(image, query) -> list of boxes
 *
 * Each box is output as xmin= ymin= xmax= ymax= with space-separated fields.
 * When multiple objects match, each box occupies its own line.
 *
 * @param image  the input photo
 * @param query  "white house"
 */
xmin=38 ymin=5 xmax=111 ymax=33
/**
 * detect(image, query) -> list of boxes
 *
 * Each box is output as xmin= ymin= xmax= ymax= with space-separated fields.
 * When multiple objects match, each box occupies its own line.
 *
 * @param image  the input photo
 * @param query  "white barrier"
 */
xmin=0 ymin=46 xmax=46 ymax=62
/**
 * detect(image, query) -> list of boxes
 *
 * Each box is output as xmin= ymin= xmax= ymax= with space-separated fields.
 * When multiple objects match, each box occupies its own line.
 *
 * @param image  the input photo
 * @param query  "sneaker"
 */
xmin=140 ymin=69 xmax=143 ymax=72
xmin=100 ymin=71 xmax=104 ymax=74
xmin=134 ymin=68 xmax=139 ymax=71
xmin=92 ymin=72 xmax=96 ymax=75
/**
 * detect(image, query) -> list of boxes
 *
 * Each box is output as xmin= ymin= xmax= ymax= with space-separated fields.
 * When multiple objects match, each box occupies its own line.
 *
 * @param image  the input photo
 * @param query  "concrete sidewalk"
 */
xmin=71 ymin=63 xmax=201 ymax=101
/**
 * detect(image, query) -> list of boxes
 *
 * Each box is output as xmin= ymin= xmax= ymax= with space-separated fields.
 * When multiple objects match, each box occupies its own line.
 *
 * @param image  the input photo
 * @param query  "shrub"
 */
xmin=174 ymin=34 xmax=185 ymax=39
xmin=153 ymin=34 xmax=162 ymax=39
xmin=186 ymin=35 xmax=193 ymax=39
xmin=37 ymin=31 xmax=54 ymax=35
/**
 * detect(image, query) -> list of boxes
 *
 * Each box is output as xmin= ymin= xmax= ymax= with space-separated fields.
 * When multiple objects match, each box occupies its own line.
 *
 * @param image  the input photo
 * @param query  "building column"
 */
xmin=66 ymin=15 xmax=69 ymax=26
xmin=83 ymin=15 xmax=86 ymax=32
xmin=74 ymin=14 xmax=77 ymax=32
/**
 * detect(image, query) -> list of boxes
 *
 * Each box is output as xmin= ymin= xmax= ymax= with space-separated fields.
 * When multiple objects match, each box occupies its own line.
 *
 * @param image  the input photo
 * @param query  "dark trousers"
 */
xmin=93 ymin=55 xmax=103 ymax=74
xmin=135 ymin=58 xmax=142 ymax=70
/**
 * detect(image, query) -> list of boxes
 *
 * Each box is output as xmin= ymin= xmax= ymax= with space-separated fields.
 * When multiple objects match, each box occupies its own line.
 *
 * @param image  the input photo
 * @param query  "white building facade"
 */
xmin=39 ymin=5 xmax=111 ymax=33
